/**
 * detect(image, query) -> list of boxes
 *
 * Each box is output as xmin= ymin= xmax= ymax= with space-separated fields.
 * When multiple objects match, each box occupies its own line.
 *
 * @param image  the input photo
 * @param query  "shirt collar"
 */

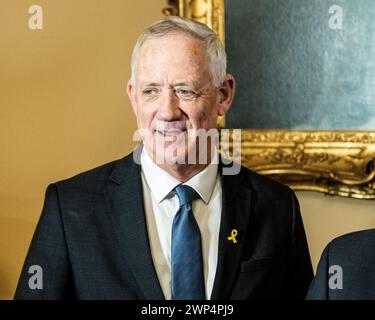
xmin=140 ymin=148 xmax=219 ymax=204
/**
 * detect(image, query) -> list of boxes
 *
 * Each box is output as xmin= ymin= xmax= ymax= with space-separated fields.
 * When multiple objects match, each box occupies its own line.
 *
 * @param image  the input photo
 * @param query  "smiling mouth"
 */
xmin=156 ymin=129 xmax=186 ymax=135
xmin=156 ymin=129 xmax=187 ymax=140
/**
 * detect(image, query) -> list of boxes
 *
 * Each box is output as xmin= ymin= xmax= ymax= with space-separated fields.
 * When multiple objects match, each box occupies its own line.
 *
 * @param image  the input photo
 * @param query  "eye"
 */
xmin=142 ymin=88 xmax=158 ymax=97
xmin=175 ymin=88 xmax=197 ymax=100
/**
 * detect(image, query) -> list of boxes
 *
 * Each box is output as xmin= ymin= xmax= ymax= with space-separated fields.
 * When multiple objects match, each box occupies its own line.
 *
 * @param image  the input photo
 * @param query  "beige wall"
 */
xmin=0 ymin=0 xmax=166 ymax=300
xmin=297 ymin=191 xmax=375 ymax=270
xmin=0 ymin=0 xmax=374 ymax=300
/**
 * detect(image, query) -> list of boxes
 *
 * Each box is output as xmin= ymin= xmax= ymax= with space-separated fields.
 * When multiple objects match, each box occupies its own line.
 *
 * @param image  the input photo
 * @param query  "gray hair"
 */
xmin=130 ymin=16 xmax=227 ymax=87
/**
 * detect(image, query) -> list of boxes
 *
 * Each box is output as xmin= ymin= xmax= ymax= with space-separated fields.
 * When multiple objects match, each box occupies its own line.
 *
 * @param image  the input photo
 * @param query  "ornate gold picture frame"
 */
xmin=164 ymin=0 xmax=375 ymax=199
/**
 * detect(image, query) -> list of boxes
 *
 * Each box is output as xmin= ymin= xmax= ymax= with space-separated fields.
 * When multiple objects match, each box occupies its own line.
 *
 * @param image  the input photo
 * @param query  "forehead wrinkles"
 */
xmin=136 ymin=35 xmax=211 ymax=83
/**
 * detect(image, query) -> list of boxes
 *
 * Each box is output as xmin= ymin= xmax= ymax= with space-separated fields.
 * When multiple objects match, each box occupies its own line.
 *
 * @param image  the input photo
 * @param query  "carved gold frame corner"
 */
xmin=164 ymin=0 xmax=375 ymax=199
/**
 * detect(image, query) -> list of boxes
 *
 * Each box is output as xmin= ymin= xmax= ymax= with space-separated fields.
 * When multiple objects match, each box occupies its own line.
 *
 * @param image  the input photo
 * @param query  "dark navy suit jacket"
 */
xmin=307 ymin=229 xmax=375 ymax=300
xmin=15 ymin=148 xmax=313 ymax=299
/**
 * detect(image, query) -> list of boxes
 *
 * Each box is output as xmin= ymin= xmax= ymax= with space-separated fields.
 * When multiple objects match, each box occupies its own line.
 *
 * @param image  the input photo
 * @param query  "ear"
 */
xmin=127 ymin=80 xmax=138 ymax=115
xmin=217 ymin=74 xmax=236 ymax=116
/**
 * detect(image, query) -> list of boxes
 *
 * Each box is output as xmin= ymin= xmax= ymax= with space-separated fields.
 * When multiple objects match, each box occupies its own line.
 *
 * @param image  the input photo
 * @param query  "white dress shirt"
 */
xmin=140 ymin=148 xmax=222 ymax=300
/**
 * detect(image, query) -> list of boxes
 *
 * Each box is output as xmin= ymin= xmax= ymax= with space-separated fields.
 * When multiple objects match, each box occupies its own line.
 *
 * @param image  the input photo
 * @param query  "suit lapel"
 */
xmin=104 ymin=149 xmax=252 ymax=300
xmin=210 ymin=164 xmax=252 ymax=300
xmin=104 ymin=148 xmax=164 ymax=299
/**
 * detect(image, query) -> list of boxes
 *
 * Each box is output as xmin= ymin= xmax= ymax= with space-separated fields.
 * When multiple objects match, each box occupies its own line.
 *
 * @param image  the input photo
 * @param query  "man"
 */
xmin=307 ymin=229 xmax=375 ymax=300
xmin=15 ymin=16 xmax=313 ymax=300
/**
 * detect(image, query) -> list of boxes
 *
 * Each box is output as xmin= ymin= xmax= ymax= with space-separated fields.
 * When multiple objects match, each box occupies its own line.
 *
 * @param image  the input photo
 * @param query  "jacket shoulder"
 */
xmin=328 ymin=229 xmax=375 ymax=254
xmin=238 ymin=164 xmax=293 ymax=199
xmin=53 ymin=152 xmax=136 ymax=192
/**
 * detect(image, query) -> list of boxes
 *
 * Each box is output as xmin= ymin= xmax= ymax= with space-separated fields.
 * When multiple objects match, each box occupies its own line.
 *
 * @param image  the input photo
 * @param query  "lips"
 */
xmin=157 ymin=129 xmax=186 ymax=136
xmin=155 ymin=129 xmax=187 ymax=142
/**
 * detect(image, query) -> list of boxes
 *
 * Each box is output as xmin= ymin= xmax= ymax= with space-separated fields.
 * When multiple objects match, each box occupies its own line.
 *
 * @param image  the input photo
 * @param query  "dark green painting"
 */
xmin=225 ymin=0 xmax=375 ymax=129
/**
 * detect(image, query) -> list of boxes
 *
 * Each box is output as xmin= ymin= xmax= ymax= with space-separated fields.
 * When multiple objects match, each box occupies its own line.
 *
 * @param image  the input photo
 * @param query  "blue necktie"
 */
xmin=171 ymin=185 xmax=205 ymax=300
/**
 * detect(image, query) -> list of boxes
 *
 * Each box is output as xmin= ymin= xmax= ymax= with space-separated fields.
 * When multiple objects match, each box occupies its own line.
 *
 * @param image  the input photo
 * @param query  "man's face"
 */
xmin=128 ymin=33 xmax=232 ymax=167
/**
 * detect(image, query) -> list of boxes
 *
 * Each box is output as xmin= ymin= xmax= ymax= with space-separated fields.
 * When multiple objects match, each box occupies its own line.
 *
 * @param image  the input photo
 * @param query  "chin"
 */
xmin=148 ymin=131 xmax=189 ymax=164
xmin=154 ymin=147 xmax=189 ymax=166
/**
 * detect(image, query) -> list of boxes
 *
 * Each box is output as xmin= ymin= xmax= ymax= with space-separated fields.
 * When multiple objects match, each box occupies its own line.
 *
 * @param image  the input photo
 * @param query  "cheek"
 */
xmin=190 ymin=106 xmax=217 ymax=128
xmin=136 ymin=103 xmax=157 ymax=127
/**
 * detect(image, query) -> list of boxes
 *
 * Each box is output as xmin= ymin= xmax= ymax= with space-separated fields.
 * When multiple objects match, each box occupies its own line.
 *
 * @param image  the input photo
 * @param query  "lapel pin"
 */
xmin=227 ymin=229 xmax=238 ymax=243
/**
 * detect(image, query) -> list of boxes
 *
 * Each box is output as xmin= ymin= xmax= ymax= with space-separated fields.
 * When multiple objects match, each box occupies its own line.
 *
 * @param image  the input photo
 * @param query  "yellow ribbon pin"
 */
xmin=227 ymin=229 xmax=238 ymax=243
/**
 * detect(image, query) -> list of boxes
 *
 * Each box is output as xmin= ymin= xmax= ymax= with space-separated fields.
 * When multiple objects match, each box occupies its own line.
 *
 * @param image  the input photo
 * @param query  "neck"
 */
xmin=143 ymin=144 xmax=216 ymax=182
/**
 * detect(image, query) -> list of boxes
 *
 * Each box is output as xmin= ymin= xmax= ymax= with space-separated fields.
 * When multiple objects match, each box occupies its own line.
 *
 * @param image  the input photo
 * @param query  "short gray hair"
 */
xmin=130 ymin=16 xmax=227 ymax=87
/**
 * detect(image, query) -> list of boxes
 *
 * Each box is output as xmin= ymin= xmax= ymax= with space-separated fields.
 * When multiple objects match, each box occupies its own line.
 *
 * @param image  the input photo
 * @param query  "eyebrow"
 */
xmin=173 ymin=82 xmax=191 ymax=87
xmin=141 ymin=82 xmax=162 ymax=87
xmin=173 ymin=81 xmax=202 ymax=88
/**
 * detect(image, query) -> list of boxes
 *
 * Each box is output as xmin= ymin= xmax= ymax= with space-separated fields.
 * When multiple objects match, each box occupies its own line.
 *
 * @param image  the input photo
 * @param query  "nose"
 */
xmin=156 ymin=88 xmax=183 ymax=121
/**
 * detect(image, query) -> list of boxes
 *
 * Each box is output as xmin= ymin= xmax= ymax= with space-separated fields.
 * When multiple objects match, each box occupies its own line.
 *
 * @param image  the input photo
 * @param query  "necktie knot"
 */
xmin=175 ymin=185 xmax=198 ymax=206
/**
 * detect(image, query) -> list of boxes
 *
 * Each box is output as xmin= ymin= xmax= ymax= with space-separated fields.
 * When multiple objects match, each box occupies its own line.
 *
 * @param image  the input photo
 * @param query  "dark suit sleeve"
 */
xmin=14 ymin=184 xmax=74 ymax=299
xmin=285 ymin=190 xmax=314 ymax=299
xmin=305 ymin=244 xmax=330 ymax=300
